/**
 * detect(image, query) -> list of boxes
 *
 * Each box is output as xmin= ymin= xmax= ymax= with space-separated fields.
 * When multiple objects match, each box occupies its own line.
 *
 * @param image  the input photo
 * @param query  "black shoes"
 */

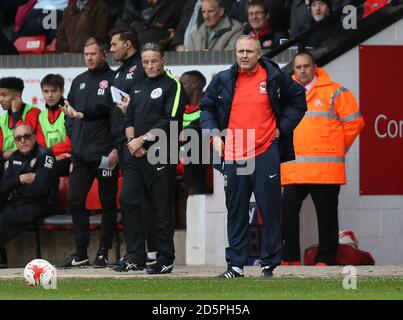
xmin=112 ymin=255 xmax=145 ymax=272
xmin=217 ymin=266 xmax=244 ymax=278
xmin=261 ymin=265 xmax=275 ymax=278
xmin=58 ymin=254 xmax=90 ymax=268
xmin=146 ymin=262 xmax=173 ymax=274
xmin=93 ymin=248 xmax=108 ymax=267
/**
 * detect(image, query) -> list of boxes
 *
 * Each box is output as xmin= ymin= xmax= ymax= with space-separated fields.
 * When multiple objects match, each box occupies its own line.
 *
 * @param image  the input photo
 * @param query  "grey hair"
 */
xmin=140 ymin=42 xmax=165 ymax=58
xmin=236 ymin=35 xmax=262 ymax=52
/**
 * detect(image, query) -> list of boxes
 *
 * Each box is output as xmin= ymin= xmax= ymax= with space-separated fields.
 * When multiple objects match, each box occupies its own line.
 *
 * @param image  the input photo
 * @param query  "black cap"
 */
xmin=0 ymin=77 xmax=24 ymax=92
xmin=309 ymin=0 xmax=332 ymax=10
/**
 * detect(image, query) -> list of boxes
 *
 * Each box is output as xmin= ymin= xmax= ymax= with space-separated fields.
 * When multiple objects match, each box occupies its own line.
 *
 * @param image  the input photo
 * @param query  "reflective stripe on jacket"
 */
xmin=281 ymin=68 xmax=365 ymax=185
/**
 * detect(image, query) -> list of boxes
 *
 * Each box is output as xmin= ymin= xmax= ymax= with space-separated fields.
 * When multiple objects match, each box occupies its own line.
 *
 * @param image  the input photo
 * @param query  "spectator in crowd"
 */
xmin=0 ymin=122 xmax=58 ymax=250
xmin=187 ymin=0 xmax=243 ymax=51
xmin=0 ymin=11 xmax=18 ymax=55
xmin=13 ymin=0 xmax=68 ymax=45
xmin=200 ymin=35 xmax=306 ymax=278
xmin=290 ymin=0 xmax=311 ymax=39
xmin=179 ymin=70 xmax=211 ymax=195
xmin=107 ymin=27 xmax=158 ymax=268
xmin=231 ymin=0 xmax=291 ymax=34
xmin=114 ymin=0 xmax=147 ymax=32
xmin=136 ymin=0 xmax=184 ymax=50
xmin=0 ymin=77 xmax=41 ymax=161
xmin=58 ymin=37 xmax=118 ymax=268
xmin=243 ymin=0 xmax=288 ymax=51
xmin=281 ymin=52 xmax=365 ymax=266
xmin=299 ymin=0 xmax=342 ymax=49
xmin=172 ymin=0 xmax=235 ymax=51
xmin=56 ymin=0 xmax=111 ymax=53
xmin=36 ymin=74 xmax=72 ymax=178
xmin=118 ymin=42 xmax=186 ymax=274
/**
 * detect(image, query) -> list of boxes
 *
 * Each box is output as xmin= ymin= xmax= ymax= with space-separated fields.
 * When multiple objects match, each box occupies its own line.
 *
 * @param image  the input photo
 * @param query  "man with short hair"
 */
xmin=0 ymin=77 xmax=41 ymax=160
xmin=243 ymin=0 xmax=287 ymax=51
xmin=200 ymin=35 xmax=306 ymax=278
xmin=0 ymin=122 xmax=58 ymax=247
xmin=59 ymin=37 xmax=119 ymax=268
xmin=281 ymin=52 xmax=365 ymax=266
xmin=36 ymin=74 xmax=72 ymax=177
xmin=114 ymin=42 xmax=186 ymax=274
xmin=187 ymin=0 xmax=244 ymax=51
xmin=109 ymin=27 xmax=157 ymax=266
xmin=303 ymin=0 xmax=340 ymax=48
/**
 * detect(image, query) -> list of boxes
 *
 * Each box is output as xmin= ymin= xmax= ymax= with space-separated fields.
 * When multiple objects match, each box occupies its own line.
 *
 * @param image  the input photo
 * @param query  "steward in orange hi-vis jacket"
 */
xmin=281 ymin=52 xmax=364 ymax=267
xmin=281 ymin=67 xmax=365 ymax=185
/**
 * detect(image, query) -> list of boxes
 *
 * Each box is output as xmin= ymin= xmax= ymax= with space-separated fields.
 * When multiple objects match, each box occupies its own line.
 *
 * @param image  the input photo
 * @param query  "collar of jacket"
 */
xmin=15 ymin=142 xmax=39 ymax=159
xmin=88 ymin=62 xmax=110 ymax=75
xmin=122 ymin=51 xmax=140 ymax=68
xmin=200 ymin=15 xmax=236 ymax=39
xmin=230 ymin=56 xmax=281 ymax=83
xmin=45 ymin=96 xmax=65 ymax=111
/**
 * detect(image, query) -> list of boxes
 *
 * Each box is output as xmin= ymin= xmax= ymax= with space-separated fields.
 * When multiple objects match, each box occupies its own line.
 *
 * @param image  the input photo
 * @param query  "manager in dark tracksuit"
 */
xmin=0 ymin=122 xmax=58 ymax=246
xmin=59 ymin=37 xmax=118 ymax=268
xmin=113 ymin=42 xmax=186 ymax=274
xmin=200 ymin=35 xmax=306 ymax=278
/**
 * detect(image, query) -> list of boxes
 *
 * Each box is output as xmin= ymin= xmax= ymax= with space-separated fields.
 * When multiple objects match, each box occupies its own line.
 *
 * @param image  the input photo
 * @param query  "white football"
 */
xmin=23 ymin=259 xmax=56 ymax=287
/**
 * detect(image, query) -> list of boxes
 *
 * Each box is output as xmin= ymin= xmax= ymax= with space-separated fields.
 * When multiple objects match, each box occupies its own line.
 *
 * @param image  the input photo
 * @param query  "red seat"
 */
xmin=14 ymin=35 xmax=46 ymax=54
xmin=45 ymin=38 xmax=56 ymax=53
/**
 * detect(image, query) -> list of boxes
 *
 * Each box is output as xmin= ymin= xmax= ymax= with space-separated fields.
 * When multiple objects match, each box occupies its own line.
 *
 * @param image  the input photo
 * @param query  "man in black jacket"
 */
xmin=109 ymin=27 xmax=157 ymax=266
xmin=59 ymin=37 xmax=119 ymax=268
xmin=0 ymin=122 xmax=57 ymax=246
xmin=200 ymin=35 xmax=306 ymax=278
xmin=113 ymin=42 xmax=186 ymax=274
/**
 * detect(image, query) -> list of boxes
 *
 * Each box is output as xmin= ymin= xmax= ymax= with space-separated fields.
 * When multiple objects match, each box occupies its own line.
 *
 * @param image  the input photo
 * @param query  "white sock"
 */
xmin=147 ymin=251 xmax=157 ymax=260
xmin=232 ymin=266 xmax=244 ymax=275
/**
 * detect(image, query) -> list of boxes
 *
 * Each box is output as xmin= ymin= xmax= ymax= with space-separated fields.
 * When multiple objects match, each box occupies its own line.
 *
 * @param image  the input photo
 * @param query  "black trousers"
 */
xmin=68 ymin=160 xmax=118 ymax=258
xmin=117 ymin=142 xmax=157 ymax=253
xmin=224 ymin=141 xmax=282 ymax=268
xmin=281 ymin=184 xmax=340 ymax=264
xmin=119 ymin=156 xmax=176 ymax=266
xmin=0 ymin=202 xmax=48 ymax=246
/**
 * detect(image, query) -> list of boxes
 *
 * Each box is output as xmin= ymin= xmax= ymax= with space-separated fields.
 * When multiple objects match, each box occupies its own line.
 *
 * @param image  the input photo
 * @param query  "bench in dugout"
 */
xmin=31 ymin=176 xmax=123 ymax=261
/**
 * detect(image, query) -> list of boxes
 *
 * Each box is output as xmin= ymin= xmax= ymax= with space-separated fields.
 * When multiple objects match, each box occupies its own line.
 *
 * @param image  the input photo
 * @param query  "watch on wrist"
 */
xmin=142 ymin=134 xmax=148 ymax=142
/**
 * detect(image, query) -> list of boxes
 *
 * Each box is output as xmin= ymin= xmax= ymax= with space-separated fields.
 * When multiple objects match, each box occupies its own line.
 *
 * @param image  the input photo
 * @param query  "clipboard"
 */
xmin=110 ymin=86 xmax=129 ymax=104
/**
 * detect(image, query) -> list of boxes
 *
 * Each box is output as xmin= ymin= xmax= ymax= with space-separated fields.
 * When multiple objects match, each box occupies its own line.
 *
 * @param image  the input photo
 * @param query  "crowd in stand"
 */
xmin=0 ymin=0 xmax=397 ymax=55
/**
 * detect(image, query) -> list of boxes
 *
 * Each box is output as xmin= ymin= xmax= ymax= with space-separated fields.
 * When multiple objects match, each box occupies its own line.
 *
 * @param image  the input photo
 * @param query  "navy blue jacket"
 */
xmin=200 ymin=56 xmax=307 ymax=165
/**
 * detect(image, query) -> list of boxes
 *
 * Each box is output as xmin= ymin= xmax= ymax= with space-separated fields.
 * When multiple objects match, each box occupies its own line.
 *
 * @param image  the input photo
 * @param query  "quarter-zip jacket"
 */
xmin=110 ymin=51 xmax=145 ymax=145
xmin=66 ymin=63 xmax=115 ymax=162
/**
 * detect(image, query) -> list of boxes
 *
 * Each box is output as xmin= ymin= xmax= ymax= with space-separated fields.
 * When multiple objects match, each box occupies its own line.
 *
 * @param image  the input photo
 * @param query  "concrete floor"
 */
xmin=1 ymin=265 xmax=403 ymax=279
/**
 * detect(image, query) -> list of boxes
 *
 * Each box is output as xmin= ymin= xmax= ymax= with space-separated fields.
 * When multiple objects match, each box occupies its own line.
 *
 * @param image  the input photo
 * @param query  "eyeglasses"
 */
xmin=248 ymin=11 xmax=265 ymax=17
xmin=14 ymin=133 xmax=34 ymax=142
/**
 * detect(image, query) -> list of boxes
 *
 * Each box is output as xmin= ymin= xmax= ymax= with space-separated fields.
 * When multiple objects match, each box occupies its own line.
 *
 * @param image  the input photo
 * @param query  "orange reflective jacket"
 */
xmin=281 ymin=68 xmax=365 ymax=185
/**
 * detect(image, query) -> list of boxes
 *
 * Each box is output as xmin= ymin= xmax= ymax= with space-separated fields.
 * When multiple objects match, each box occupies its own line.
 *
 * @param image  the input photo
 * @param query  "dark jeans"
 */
xmin=281 ymin=184 xmax=340 ymax=264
